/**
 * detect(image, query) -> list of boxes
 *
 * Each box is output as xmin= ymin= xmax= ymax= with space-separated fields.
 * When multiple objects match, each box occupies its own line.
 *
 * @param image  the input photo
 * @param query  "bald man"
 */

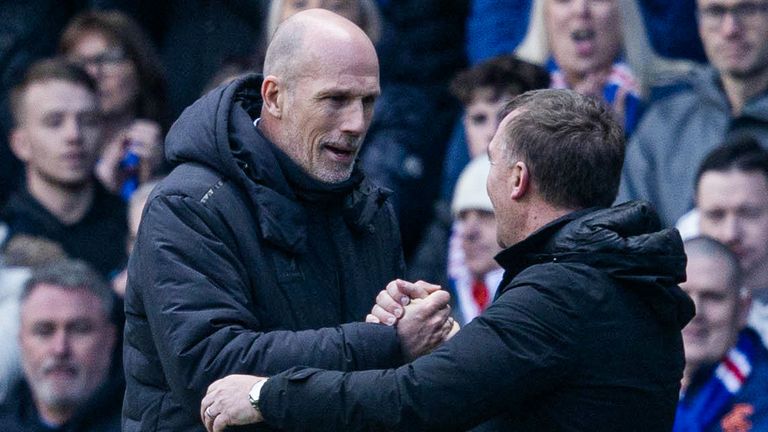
xmin=122 ymin=10 xmax=452 ymax=432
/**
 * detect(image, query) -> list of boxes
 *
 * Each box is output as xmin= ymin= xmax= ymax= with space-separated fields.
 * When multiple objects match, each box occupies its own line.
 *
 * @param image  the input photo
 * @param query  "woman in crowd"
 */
xmin=59 ymin=11 xmax=167 ymax=200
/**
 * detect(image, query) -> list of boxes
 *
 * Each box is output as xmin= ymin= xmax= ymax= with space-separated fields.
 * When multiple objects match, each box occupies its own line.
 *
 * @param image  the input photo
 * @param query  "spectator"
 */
xmin=676 ymin=236 xmax=768 ymax=432
xmin=2 ymin=59 xmax=128 ymax=277
xmin=446 ymin=156 xmax=503 ymax=325
xmin=123 ymin=11 xmax=451 ymax=431
xmin=692 ymin=137 xmax=768 ymax=347
xmin=544 ymin=0 xmax=643 ymax=136
xmin=618 ymin=0 xmax=768 ymax=227
xmin=0 ymin=259 xmax=121 ymax=432
xmin=59 ymin=10 xmax=167 ymax=200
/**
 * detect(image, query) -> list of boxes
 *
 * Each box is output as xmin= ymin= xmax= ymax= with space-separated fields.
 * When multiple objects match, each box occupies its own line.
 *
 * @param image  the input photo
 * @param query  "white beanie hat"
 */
xmin=451 ymin=155 xmax=493 ymax=216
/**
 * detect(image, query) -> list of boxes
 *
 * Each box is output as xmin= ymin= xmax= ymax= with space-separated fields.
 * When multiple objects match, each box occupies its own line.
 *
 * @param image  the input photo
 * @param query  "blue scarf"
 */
xmin=673 ymin=329 xmax=760 ymax=432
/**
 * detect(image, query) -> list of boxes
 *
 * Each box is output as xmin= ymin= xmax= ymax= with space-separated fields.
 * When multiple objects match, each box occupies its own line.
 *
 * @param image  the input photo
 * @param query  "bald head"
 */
xmin=684 ymin=236 xmax=742 ymax=290
xmin=263 ymin=9 xmax=377 ymax=83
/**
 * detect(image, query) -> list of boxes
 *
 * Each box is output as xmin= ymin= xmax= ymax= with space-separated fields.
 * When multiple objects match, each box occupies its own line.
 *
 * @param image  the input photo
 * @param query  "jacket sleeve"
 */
xmin=129 ymin=193 xmax=403 ymax=417
xmin=258 ymin=274 xmax=581 ymax=431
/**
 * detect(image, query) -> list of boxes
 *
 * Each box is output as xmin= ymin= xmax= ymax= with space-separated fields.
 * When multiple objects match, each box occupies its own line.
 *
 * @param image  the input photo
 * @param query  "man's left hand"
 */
xmin=201 ymin=374 xmax=266 ymax=432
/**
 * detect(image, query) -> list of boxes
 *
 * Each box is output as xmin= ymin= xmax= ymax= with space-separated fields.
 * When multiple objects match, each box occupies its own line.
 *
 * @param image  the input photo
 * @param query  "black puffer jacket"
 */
xmin=257 ymin=201 xmax=695 ymax=431
xmin=122 ymin=75 xmax=405 ymax=431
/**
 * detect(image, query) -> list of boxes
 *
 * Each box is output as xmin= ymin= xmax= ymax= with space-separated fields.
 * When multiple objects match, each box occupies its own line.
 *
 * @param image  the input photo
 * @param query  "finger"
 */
xmin=385 ymin=280 xmax=411 ymax=305
xmin=376 ymin=289 xmax=403 ymax=317
xmin=204 ymin=407 xmax=215 ymax=432
xmin=423 ymin=290 xmax=451 ymax=313
xmin=371 ymin=304 xmax=397 ymax=325
xmin=213 ymin=413 xmax=229 ymax=432
xmin=395 ymin=279 xmax=433 ymax=300
xmin=414 ymin=280 xmax=442 ymax=294
xmin=365 ymin=313 xmax=380 ymax=323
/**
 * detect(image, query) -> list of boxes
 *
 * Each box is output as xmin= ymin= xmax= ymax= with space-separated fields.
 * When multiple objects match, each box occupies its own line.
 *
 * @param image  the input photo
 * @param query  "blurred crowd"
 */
xmin=1 ymin=0 xmax=768 ymax=430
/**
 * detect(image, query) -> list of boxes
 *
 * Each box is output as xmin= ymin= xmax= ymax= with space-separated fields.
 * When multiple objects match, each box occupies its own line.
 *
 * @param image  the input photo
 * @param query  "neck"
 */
xmin=35 ymin=400 xmax=75 ymax=427
xmin=681 ymin=363 xmax=698 ymax=393
xmin=27 ymin=172 xmax=95 ymax=225
xmin=515 ymin=200 xmax=575 ymax=246
xmin=721 ymin=71 xmax=768 ymax=115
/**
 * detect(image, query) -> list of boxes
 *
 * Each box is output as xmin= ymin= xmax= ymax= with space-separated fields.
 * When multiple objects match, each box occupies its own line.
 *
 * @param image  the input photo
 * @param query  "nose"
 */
xmin=340 ymin=100 xmax=367 ymax=136
xmin=50 ymin=329 xmax=72 ymax=357
xmin=462 ymin=212 xmax=482 ymax=240
xmin=718 ymin=215 xmax=742 ymax=245
xmin=62 ymin=116 xmax=82 ymax=142
xmin=721 ymin=11 xmax=743 ymax=36
xmin=573 ymin=0 xmax=590 ymax=16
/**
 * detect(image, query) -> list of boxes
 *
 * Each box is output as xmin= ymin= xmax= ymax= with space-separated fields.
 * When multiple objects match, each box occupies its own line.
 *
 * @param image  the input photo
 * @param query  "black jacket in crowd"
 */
xmin=257 ymin=201 xmax=696 ymax=431
xmin=0 ymin=362 xmax=124 ymax=432
xmin=122 ymin=74 xmax=406 ymax=431
xmin=0 ymin=182 xmax=127 ymax=277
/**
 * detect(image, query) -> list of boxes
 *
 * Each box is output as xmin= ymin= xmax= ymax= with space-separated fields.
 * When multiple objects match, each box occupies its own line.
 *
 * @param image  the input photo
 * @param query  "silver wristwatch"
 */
xmin=248 ymin=379 xmax=267 ymax=412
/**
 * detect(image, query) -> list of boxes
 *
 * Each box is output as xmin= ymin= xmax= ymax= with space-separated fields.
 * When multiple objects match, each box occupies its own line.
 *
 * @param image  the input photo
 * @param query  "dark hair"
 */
xmin=9 ymin=58 xmax=97 ymax=127
xmin=21 ymin=259 xmax=114 ymax=317
xmin=59 ymin=10 xmax=166 ymax=122
xmin=695 ymin=135 xmax=768 ymax=188
xmin=450 ymin=55 xmax=550 ymax=106
xmin=683 ymin=236 xmax=742 ymax=289
xmin=499 ymin=89 xmax=625 ymax=209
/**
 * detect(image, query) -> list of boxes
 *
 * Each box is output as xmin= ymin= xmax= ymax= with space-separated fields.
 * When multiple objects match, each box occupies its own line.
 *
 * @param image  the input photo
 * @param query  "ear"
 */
xmin=509 ymin=161 xmax=529 ymax=200
xmin=261 ymin=75 xmax=283 ymax=118
xmin=9 ymin=127 xmax=31 ymax=163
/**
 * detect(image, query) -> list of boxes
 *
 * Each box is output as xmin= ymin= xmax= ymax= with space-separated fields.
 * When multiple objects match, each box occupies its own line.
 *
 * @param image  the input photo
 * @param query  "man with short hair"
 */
xmin=0 ymin=259 xmax=121 ymax=431
xmin=694 ymin=137 xmax=768 ymax=346
xmin=124 ymin=10 xmax=452 ymax=432
xmin=675 ymin=236 xmax=768 ymax=432
xmin=618 ymin=0 xmax=768 ymax=226
xmin=202 ymin=89 xmax=695 ymax=432
xmin=1 ymin=58 xmax=127 ymax=277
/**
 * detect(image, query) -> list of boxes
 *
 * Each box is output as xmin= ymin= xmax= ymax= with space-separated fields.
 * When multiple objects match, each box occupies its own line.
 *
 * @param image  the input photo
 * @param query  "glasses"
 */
xmin=71 ymin=49 xmax=128 ymax=72
xmin=698 ymin=2 xmax=768 ymax=27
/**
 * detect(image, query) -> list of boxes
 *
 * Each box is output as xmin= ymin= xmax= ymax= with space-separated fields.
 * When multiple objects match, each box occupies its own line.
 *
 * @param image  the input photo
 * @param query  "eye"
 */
xmin=42 ymin=112 xmax=64 ymax=128
xmin=703 ymin=209 xmax=725 ymax=222
xmin=470 ymin=113 xmax=488 ymax=126
xmin=31 ymin=322 xmax=55 ymax=338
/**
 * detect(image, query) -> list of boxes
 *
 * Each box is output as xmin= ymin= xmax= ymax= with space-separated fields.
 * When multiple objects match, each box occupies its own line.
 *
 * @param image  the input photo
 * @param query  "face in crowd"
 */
xmin=65 ymin=31 xmax=139 ymax=118
xmin=280 ymin=0 xmax=362 ymax=24
xmin=19 ymin=284 xmax=116 ymax=415
xmin=697 ymin=0 xmax=768 ymax=79
xmin=545 ymin=0 xmax=622 ymax=81
xmin=680 ymin=250 xmax=748 ymax=369
xmin=458 ymin=209 xmax=502 ymax=278
xmin=698 ymin=169 xmax=768 ymax=287
xmin=464 ymin=89 xmax=514 ymax=159
xmin=11 ymin=79 xmax=101 ymax=190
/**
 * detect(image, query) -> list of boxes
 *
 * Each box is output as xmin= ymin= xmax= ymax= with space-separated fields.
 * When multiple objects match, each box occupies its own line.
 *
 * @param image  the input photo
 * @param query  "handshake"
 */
xmin=366 ymin=279 xmax=460 ymax=361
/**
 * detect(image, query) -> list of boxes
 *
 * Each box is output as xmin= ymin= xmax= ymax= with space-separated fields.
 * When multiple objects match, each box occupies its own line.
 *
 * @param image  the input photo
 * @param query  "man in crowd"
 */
xmin=618 ymin=0 xmax=768 ymax=226
xmin=123 ymin=9 xmax=452 ymax=431
xmin=1 ymin=59 xmax=127 ymax=277
xmin=0 ymin=259 xmax=122 ymax=431
xmin=675 ymin=237 xmax=768 ymax=431
xmin=694 ymin=137 xmax=768 ymax=345
xmin=201 ymin=89 xmax=695 ymax=432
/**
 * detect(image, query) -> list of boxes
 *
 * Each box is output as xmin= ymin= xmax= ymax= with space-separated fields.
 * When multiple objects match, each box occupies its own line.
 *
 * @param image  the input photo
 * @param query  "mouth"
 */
xmin=571 ymin=28 xmax=596 ymax=56
xmin=322 ymin=142 xmax=357 ymax=163
xmin=44 ymin=363 xmax=78 ymax=378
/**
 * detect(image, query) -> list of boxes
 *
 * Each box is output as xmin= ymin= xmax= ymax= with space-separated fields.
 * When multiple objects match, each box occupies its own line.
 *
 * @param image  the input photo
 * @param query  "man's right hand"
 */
xmin=396 ymin=290 xmax=454 ymax=361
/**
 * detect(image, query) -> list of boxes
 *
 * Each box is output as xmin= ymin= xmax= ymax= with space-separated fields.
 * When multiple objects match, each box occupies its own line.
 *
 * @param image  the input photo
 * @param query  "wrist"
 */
xmin=248 ymin=378 xmax=268 ymax=414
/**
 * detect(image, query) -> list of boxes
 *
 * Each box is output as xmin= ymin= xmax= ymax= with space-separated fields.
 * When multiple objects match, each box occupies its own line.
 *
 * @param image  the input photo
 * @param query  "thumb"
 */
xmin=423 ymin=290 xmax=451 ymax=312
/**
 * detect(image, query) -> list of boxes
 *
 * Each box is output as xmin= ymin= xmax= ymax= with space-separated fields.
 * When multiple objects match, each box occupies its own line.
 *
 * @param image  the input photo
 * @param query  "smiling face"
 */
xmin=12 ymin=79 xmax=101 ymax=189
xmin=19 ymin=284 xmax=116 ymax=420
xmin=697 ymin=0 xmax=768 ymax=80
xmin=545 ymin=0 xmax=622 ymax=80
